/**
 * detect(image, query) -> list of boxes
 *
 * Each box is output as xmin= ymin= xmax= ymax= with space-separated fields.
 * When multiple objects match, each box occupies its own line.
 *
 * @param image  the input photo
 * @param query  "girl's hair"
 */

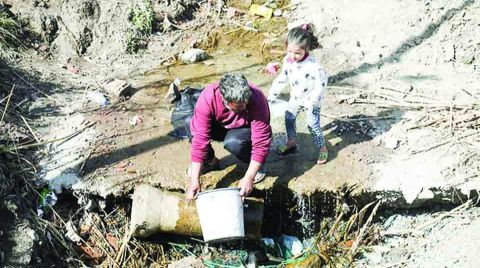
xmin=286 ymin=23 xmax=319 ymax=51
xmin=219 ymin=73 xmax=252 ymax=103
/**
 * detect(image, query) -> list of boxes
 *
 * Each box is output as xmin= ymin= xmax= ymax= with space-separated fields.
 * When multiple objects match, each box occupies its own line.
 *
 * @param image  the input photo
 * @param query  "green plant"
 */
xmin=127 ymin=1 xmax=154 ymax=53
xmin=0 ymin=9 xmax=24 ymax=59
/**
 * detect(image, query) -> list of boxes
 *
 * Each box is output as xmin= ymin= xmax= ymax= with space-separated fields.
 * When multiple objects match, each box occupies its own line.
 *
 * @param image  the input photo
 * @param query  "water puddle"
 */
xmin=130 ymin=18 xmax=287 ymax=105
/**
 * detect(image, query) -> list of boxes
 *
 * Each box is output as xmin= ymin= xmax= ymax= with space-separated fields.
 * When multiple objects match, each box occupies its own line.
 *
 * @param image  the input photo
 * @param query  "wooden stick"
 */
xmin=0 ymin=85 xmax=14 ymax=123
xmin=411 ymin=130 xmax=480 ymax=154
xmin=349 ymin=201 xmax=381 ymax=257
xmin=20 ymin=115 xmax=41 ymax=143
xmin=281 ymin=2 xmax=300 ymax=10
xmin=0 ymin=122 xmax=96 ymax=152
xmin=416 ymin=199 xmax=472 ymax=231
xmin=115 ymin=223 xmax=133 ymax=265
xmin=321 ymin=112 xmax=394 ymax=122
xmin=461 ymin=88 xmax=479 ymax=100
xmin=13 ymin=71 xmax=53 ymax=100
xmin=79 ymin=149 xmax=92 ymax=174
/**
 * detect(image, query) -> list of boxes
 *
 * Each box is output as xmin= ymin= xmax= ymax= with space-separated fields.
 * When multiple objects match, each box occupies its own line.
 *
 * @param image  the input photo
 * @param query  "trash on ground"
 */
xmin=129 ymin=115 xmax=143 ymax=126
xmin=226 ymin=7 xmax=246 ymax=18
xmin=249 ymin=4 xmax=273 ymax=19
xmin=38 ymin=44 xmax=49 ymax=52
xmin=278 ymin=234 xmax=304 ymax=258
xmin=65 ymin=63 xmax=80 ymax=74
xmin=115 ymin=161 xmax=130 ymax=172
xmin=274 ymin=9 xmax=283 ymax=17
xmin=65 ymin=220 xmax=82 ymax=243
xmin=37 ymin=187 xmax=57 ymax=217
xmin=244 ymin=21 xmax=258 ymax=31
xmin=87 ymin=91 xmax=109 ymax=107
xmin=180 ymin=48 xmax=208 ymax=63
xmin=164 ymin=77 xmax=182 ymax=103
xmin=101 ymin=78 xmax=133 ymax=99
xmin=105 ymin=233 xmax=119 ymax=251
xmin=169 ymin=86 xmax=203 ymax=139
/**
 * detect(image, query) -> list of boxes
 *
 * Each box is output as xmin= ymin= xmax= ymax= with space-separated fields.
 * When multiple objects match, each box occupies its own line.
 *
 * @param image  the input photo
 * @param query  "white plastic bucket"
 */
xmin=196 ymin=188 xmax=245 ymax=243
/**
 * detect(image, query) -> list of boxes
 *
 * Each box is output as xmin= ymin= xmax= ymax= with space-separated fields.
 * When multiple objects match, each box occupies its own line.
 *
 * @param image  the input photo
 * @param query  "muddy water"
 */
xmin=131 ymin=19 xmax=287 ymax=105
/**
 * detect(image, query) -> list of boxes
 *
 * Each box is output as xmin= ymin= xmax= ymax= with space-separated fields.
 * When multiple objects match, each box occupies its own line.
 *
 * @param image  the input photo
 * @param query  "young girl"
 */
xmin=268 ymin=24 xmax=329 ymax=164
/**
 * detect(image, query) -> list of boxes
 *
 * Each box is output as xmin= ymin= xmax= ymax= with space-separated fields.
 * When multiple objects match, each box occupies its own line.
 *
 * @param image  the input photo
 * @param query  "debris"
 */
xmin=87 ymin=91 xmax=109 ymax=107
xmin=226 ymin=7 xmax=245 ymax=18
xmin=101 ymin=78 xmax=133 ymax=99
xmin=266 ymin=62 xmax=280 ymax=75
xmin=249 ymin=4 xmax=273 ymax=19
xmin=115 ymin=161 xmax=129 ymax=171
xmin=188 ymin=38 xmax=200 ymax=48
xmin=65 ymin=220 xmax=82 ymax=243
xmin=65 ymin=63 xmax=80 ymax=74
xmin=106 ymin=233 xmax=119 ymax=251
xmin=261 ymin=237 xmax=275 ymax=250
xmin=37 ymin=188 xmax=58 ymax=217
xmin=126 ymin=168 xmax=137 ymax=174
xmin=38 ymin=44 xmax=49 ymax=52
xmin=278 ymin=234 xmax=304 ymax=258
xmin=180 ymin=48 xmax=208 ymax=63
xmin=77 ymin=242 xmax=104 ymax=262
xmin=164 ymin=77 xmax=182 ymax=103
xmin=129 ymin=115 xmax=143 ymax=126
xmin=273 ymin=9 xmax=282 ymax=17
xmin=244 ymin=21 xmax=258 ymax=31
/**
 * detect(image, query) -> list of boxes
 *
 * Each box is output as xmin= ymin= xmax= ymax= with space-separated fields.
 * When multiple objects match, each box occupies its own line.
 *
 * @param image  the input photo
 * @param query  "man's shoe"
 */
xmin=254 ymin=164 xmax=267 ymax=184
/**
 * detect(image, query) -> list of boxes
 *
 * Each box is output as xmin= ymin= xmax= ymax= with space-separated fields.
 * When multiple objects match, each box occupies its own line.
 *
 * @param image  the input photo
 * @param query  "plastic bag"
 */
xmin=169 ymin=86 xmax=203 ymax=139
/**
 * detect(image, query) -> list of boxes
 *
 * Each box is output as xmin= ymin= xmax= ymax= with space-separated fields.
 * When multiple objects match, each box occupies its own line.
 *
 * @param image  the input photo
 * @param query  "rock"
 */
xmin=180 ymin=48 xmax=208 ymax=63
xmin=101 ymin=78 xmax=133 ymax=99
xmin=168 ymin=256 xmax=204 ymax=268
xmin=273 ymin=9 xmax=282 ymax=17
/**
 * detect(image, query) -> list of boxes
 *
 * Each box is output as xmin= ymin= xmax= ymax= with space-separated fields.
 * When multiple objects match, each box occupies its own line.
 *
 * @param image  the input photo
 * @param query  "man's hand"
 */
xmin=186 ymin=180 xmax=200 ymax=200
xmin=186 ymin=162 xmax=202 ymax=200
xmin=239 ymin=177 xmax=254 ymax=201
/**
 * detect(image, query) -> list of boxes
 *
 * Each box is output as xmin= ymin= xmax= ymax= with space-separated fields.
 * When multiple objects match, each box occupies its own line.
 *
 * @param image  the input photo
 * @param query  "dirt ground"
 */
xmin=2 ymin=0 xmax=480 ymax=266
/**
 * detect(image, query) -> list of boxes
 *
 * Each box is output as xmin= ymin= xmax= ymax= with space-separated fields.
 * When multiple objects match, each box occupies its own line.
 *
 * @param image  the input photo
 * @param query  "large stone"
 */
xmin=180 ymin=49 xmax=208 ymax=63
